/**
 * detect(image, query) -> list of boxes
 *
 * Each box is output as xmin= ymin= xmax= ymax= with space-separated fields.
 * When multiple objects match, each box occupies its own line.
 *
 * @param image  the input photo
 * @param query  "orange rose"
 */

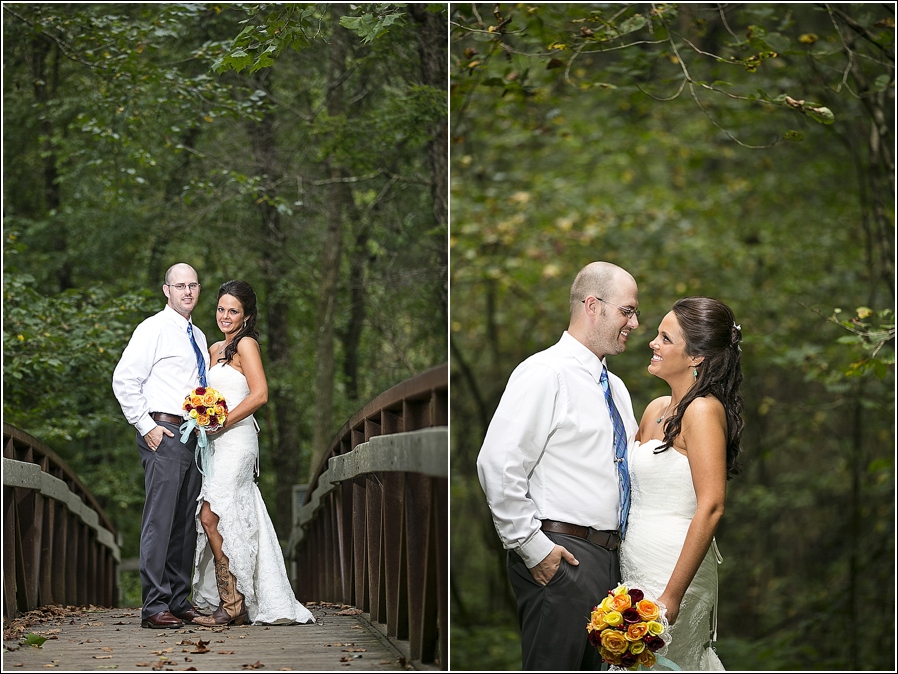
xmin=190 ymin=394 xmax=204 ymax=407
xmin=636 ymin=599 xmax=660 ymax=621
xmin=600 ymin=630 xmax=629 ymax=655
xmin=625 ymin=622 xmax=649 ymax=641
xmin=609 ymin=593 xmax=632 ymax=612
xmin=197 ymin=414 xmax=210 ymax=426
xmin=202 ymin=392 xmax=217 ymax=406
xmin=637 ymin=650 xmax=656 ymax=668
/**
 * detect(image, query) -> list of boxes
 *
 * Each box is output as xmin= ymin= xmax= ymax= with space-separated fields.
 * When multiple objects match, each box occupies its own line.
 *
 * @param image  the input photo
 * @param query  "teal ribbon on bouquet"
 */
xmin=180 ymin=418 xmax=213 ymax=477
xmin=649 ymin=654 xmax=681 ymax=670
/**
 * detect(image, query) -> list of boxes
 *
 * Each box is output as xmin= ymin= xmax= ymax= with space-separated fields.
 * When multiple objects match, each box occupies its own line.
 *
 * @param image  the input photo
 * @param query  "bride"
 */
xmin=190 ymin=280 xmax=314 ymax=626
xmin=620 ymin=297 xmax=743 ymax=670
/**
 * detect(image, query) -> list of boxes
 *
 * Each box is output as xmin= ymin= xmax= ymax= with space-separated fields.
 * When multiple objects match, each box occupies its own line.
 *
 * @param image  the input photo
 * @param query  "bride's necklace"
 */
xmin=218 ymin=340 xmax=234 ymax=355
xmin=656 ymin=400 xmax=675 ymax=424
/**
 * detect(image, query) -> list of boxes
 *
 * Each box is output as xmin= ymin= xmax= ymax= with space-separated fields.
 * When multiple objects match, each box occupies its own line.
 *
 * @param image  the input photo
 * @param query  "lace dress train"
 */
xmin=620 ymin=439 xmax=724 ymax=670
xmin=192 ymin=363 xmax=314 ymax=625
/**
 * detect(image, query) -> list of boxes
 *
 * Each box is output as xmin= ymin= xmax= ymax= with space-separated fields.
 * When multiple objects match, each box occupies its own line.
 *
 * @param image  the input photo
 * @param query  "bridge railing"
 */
xmin=3 ymin=423 xmax=120 ymax=619
xmin=286 ymin=365 xmax=447 ymax=669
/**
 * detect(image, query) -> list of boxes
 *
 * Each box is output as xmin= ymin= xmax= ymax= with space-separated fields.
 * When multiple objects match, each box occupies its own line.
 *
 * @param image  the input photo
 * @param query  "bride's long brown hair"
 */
xmin=656 ymin=297 xmax=744 ymax=479
xmin=216 ymin=280 xmax=260 ymax=364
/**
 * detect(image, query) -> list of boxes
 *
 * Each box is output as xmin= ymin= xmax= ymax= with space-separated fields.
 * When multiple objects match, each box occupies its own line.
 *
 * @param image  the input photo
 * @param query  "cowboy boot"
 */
xmin=194 ymin=558 xmax=247 ymax=626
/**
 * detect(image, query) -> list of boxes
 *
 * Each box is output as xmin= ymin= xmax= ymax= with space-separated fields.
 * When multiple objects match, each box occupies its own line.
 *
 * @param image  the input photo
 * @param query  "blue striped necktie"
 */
xmin=600 ymin=365 xmax=630 ymax=537
xmin=187 ymin=323 xmax=207 ymax=388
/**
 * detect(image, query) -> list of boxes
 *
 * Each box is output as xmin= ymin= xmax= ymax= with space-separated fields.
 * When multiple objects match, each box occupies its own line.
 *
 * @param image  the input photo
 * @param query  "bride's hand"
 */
xmin=657 ymin=592 xmax=680 ymax=625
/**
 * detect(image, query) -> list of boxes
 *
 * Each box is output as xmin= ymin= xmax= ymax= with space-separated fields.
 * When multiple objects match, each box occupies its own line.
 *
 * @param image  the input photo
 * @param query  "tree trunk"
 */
xmin=309 ymin=8 xmax=353 ymax=479
xmin=246 ymin=68 xmax=303 ymax=539
xmin=30 ymin=34 xmax=71 ymax=291
xmin=410 ymin=5 xmax=448 ymax=319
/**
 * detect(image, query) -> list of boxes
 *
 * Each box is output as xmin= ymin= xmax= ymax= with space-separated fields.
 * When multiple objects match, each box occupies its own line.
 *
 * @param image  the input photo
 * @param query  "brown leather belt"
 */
xmin=541 ymin=519 xmax=621 ymax=551
xmin=151 ymin=412 xmax=184 ymax=425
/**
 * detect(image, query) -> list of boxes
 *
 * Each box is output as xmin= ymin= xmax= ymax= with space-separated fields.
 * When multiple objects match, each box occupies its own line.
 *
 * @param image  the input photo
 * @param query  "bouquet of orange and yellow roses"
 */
xmin=179 ymin=386 xmax=228 ymax=475
xmin=587 ymin=584 xmax=677 ymax=670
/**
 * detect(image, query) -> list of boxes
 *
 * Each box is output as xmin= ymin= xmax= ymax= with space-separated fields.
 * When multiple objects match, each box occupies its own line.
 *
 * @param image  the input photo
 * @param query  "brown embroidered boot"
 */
xmin=194 ymin=558 xmax=247 ymax=626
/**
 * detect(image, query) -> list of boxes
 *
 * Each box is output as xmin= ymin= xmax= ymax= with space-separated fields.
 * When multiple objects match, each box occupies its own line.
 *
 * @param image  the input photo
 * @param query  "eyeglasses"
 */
xmin=582 ymin=296 xmax=640 ymax=320
xmin=165 ymin=283 xmax=201 ymax=292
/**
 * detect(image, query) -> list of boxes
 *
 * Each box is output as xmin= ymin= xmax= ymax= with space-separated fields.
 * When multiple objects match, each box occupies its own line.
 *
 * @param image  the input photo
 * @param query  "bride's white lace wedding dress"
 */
xmin=620 ymin=439 xmax=724 ymax=670
xmin=192 ymin=363 xmax=314 ymax=625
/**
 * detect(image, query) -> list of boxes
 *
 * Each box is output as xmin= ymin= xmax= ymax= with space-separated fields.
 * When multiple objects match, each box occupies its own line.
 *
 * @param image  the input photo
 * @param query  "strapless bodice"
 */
xmin=207 ymin=363 xmax=250 ymax=410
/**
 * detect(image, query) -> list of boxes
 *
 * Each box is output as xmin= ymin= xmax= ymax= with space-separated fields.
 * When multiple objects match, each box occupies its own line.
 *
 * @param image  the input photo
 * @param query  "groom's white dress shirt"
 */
xmin=112 ymin=304 xmax=209 ymax=437
xmin=477 ymin=331 xmax=638 ymax=569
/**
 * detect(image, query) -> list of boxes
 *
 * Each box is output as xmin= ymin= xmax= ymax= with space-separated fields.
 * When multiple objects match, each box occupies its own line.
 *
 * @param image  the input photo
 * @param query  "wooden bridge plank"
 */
xmin=2 ymin=605 xmax=410 ymax=671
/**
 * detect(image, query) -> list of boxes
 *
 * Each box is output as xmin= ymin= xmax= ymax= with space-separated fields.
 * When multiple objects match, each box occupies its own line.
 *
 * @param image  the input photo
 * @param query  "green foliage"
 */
xmin=211 ymin=4 xmax=323 ymax=74
xmin=2 ymin=270 xmax=157 ymax=442
xmin=24 ymin=633 xmax=48 ymax=648
xmin=340 ymin=4 xmax=407 ymax=44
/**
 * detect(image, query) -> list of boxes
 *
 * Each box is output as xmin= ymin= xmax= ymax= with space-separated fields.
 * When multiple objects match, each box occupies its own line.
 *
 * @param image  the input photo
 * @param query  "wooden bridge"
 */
xmin=2 ymin=365 xmax=447 ymax=670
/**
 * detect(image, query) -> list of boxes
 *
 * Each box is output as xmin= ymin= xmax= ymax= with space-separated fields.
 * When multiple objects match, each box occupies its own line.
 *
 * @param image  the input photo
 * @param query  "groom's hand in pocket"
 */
xmin=529 ymin=544 xmax=579 ymax=586
xmin=143 ymin=425 xmax=174 ymax=451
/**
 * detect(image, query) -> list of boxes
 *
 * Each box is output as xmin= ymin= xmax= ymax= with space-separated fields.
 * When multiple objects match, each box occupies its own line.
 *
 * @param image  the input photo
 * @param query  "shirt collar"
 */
xmin=163 ymin=303 xmax=192 ymax=330
xmin=560 ymin=331 xmax=606 ymax=384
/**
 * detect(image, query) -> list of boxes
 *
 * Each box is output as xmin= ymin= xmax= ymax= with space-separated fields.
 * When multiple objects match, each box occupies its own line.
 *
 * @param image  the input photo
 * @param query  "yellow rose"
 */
xmin=625 ymin=622 xmax=649 ymax=641
xmin=636 ymin=599 xmax=660 ymax=621
xmin=604 ymin=610 xmax=623 ymax=626
xmin=202 ymin=392 xmax=217 ymax=406
xmin=629 ymin=641 xmax=646 ymax=654
xmin=609 ymin=593 xmax=632 ymax=612
xmin=588 ymin=610 xmax=608 ymax=632
xmin=600 ymin=595 xmax=615 ymax=612
xmin=611 ymin=584 xmax=628 ymax=596
xmin=646 ymin=620 xmax=665 ymax=636
xmin=600 ymin=647 xmax=622 ymax=666
xmin=214 ymin=405 xmax=226 ymax=416
xmin=637 ymin=650 xmax=656 ymax=668
xmin=189 ymin=409 xmax=199 ymax=419
xmin=600 ymin=630 xmax=629 ymax=655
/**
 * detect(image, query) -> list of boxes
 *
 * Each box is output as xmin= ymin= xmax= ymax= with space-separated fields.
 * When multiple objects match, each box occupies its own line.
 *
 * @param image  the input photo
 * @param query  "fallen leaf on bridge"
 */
xmin=150 ymin=648 xmax=173 ymax=656
xmin=218 ymin=650 xmax=236 ymax=654
xmin=342 ymin=648 xmax=367 ymax=652
xmin=241 ymin=661 xmax=265 ymax=670
xmin=92 ymin=655 xmax=112 ymax=659
xmin=336 ymin=609 xmax=362 ymax=616
xmin=191 ymin=639 xmax=210 ymax=654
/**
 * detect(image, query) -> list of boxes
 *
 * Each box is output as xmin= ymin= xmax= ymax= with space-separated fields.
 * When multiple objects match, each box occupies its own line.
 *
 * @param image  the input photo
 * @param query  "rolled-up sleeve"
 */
xmin=476 ymin=361 xmax=563 ymax=568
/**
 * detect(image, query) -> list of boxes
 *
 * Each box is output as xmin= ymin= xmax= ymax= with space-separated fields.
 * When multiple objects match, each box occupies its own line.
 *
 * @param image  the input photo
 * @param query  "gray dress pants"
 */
xmin=507 ymin=531 xmax=620 ymax=671
xmin=137 ymin=421 xmax=202 ymax=619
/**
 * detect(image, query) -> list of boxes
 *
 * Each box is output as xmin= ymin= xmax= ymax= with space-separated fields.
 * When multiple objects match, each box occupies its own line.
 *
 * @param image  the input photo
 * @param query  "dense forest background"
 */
xmin=3 ymin=2 xmax=447 ymax=604
xmin=449 ymin=3 xmax=894 ymax=671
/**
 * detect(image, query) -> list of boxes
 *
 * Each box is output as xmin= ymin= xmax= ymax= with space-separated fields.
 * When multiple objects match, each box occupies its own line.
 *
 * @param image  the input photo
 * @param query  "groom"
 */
xmin=112 ymin=263 xmax=209 ymax=628
xmin=477 ymin=261 xmax=640 ymax=670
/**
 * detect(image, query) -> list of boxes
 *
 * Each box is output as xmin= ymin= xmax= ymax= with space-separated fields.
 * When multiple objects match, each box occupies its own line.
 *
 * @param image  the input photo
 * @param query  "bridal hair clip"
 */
xmin=733 ymin=323 xmax=741 ymax=331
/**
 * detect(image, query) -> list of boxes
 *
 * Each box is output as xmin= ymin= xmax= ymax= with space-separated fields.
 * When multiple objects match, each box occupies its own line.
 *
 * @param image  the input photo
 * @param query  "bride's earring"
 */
xmin=693 ymin=367 xmax=698 ymax=380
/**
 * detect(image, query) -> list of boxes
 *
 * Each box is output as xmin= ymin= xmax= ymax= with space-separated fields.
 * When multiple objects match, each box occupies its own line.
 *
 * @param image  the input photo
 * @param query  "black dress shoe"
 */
xmin=141 ymin=610 xmax=184 ymax=629
xmin=173 ymin=608 xmax=206 ymax=623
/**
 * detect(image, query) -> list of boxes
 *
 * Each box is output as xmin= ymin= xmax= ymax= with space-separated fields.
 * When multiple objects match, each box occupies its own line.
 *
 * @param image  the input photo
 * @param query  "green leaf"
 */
xmin=806 ymin=105 xmax=834 ymax=125
xmin=872 ymin=74 xmax=891 ymax=92
xmin=25 ymin=633 xmax=48 ymax=648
